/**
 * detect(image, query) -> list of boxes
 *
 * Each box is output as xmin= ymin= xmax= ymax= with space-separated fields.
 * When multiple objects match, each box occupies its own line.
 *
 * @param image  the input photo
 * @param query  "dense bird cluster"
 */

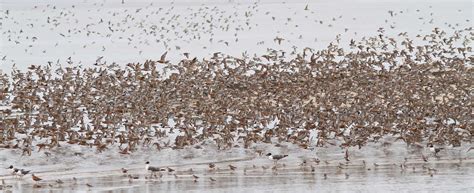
xmin=0 ymin=28 xmax=472 ymax=155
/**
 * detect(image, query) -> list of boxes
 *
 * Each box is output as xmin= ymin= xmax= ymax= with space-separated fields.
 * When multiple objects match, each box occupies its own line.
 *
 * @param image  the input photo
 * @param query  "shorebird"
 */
xmin=228 ymin=165 xmax=237 ymax=171
xmin=208 ymin=163 xmax=216 ymax=170
xmin=32 ymin=174 xmax=42 ymax=183
xmin=192 ymin=175 xmax=199 ymax=182
xmin=145 ymin=161 xmax=165 ymax=174
xmin=17 ymin=169 xmax=31 ymax=178
xmin=7 ymin=165 xmax=19 ymax=178
xmin=266 ymin=153 xmax=288 ymax=164
xmin=121 ymin=168 xmax=128 ymax=174
xmin=428 ymin=144 xmax=444 ymax=156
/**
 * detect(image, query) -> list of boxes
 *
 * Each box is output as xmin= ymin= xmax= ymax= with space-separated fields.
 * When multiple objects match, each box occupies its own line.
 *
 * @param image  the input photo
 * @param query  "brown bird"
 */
xmin=344 ymin=149 xmax=350 ymax=161
xmin=158 ymin=51 xmax=169 ymax=63
xmin=208 ymin=163 xmax=216 ymax=170
xmin=32 ymin=174 xmax=42 ymax=183
xmin=121 ymin=168 xmax=128 ymax=174
xmin=228 ymin=164 xmax=237 ymax=171
xmin=192 ymin=174 xmax=199 ymax=182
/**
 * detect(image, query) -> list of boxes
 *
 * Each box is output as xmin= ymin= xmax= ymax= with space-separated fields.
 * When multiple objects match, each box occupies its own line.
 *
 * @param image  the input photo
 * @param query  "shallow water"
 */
xmin=2 ymin=155 xmax=473 ymax=193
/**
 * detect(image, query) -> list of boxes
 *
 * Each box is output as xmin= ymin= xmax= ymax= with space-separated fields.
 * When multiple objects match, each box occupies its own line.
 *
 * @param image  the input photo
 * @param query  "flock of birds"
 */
xmin=0 ymin=0 xmax=472 ymax=190
xmin=0 ymin=26 xmax=472 ymax=158
xmin=2 ymin=1 xmax=470 ymax=68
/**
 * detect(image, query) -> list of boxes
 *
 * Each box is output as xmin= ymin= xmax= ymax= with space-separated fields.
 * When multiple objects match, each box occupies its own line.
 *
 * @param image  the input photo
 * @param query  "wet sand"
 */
xmin=2 ymin=155 xmax=473 ymax=193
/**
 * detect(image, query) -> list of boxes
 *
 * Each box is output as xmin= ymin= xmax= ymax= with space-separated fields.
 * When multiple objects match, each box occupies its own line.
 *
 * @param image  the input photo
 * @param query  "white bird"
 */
xmin=145 ymin=161 xmax=166 ymax=173
xmin=266 ymin=153 xmax=288 ymax=164
xmin=428 ymin=144 xmax=443 ymax=156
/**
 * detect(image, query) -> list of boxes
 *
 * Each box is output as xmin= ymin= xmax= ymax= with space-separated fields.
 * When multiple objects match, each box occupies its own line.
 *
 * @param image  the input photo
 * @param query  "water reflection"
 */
xmin=5 ymin=160 xmax=472 ymax=193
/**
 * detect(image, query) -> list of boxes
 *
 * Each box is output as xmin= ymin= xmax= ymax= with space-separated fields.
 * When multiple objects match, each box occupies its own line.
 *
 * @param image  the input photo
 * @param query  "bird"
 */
xmin=86 ymin=183 xmax=93 ymax=187
xmin=192 ymin=174 xmax=199 ymax=182
xmin=56 ymin=179 xmax=64 ymax=184
xmin=158 ymin=51 xmax=169 ymax=63
xmin=266 ymin=153 xmax=288 ymax=164
xmin=128 ymin=174 xmax=139 ymax=179
xmin=17 ymin=169 xmax=31 ymax=178
xmin=228 ymin=164 xmax=237 ymax=171
xmin=429 ymin=144 xmax=444 ymax=156
xmin=32 ymin=174 xmax=42 ymax=183
xmin=208 ymin=163 xmax=216 ymax=170
xmin=121 ymin=168 xmax=128 ymax=174
xmin=210 ymin=177 xmax=216 ymax=182
xmin=145 ymin=161 xmax=166 ymax=173
xmin=6 ymin=165 xmax=19 ymax=176
xmin=344 ymin=149 xmax=350 ymax=161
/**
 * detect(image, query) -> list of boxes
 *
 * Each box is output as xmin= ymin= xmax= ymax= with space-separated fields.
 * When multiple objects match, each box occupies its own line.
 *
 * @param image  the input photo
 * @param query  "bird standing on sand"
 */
xmin=145 ymin=161 xmax=166 ymax=173
xmin=266 ymin=153 xmax=288 ymax=164
xmin=7 ymin=165 xmax=19 ymax=178
xmin=428 ymin=144 xmax=444 ymax=156
xmin=17 ymin=169 xmax=30 ymax=178
xmin=32 ymin=174 xmax=42 ymax=183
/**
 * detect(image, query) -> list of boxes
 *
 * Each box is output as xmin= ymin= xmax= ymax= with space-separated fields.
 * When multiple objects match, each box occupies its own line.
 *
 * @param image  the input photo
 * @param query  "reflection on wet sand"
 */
xmin=2 ymin=156 xmax=473 ymax=193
